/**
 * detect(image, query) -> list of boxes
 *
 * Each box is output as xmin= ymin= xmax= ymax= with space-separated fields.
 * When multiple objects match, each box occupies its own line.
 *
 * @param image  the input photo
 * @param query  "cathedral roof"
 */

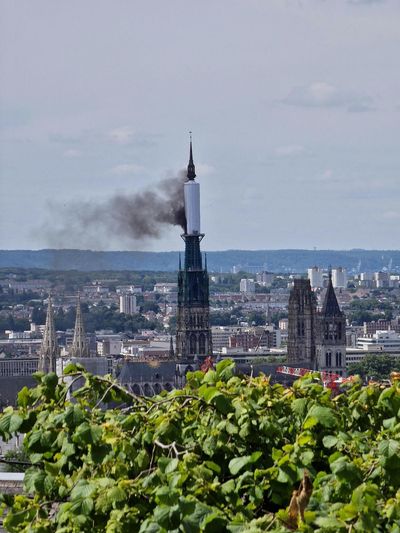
xmin=321 ymin=275 xmax=342 ymax=317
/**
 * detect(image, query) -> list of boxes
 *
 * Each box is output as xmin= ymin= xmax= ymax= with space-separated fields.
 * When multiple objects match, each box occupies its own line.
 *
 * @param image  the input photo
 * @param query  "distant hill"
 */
xmin=0 ymin=249 xmax=399 ymax=273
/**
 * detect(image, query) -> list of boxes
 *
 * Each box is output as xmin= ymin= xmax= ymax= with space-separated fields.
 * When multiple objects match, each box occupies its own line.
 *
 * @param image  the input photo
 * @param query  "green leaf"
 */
xmin=323 ymin=435 xmax=338 ymax=449
xmin=17 ymin=386 xmax=31 ymax=408
xmin=314 ymin=516 xmax=346 ymax=529
xmin=228 ymin=452 xmax=261 ymax=476
xmin=306 ymin=405 xmax=336 ymax=428
xmin=0 ymin=413 xmax=11 ymax=437
xmin=24 ymin=468 xmax=47 ymax=494
xmin=204 ymin=461 xmax=221 ymax=474
xmin=201 ymin=512 xmax=227 ymax=532
xmin=8 ymin=414 xmax=23 ymax=433
xmin=379 ymin=439 xmax=400 ymax=458
xmin=158 ymin=457 xmax=179 ymax=474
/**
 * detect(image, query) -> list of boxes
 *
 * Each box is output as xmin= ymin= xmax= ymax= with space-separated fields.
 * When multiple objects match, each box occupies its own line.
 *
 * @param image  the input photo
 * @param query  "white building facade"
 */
xmin=119 ymin=294 xmax=137 ymax=315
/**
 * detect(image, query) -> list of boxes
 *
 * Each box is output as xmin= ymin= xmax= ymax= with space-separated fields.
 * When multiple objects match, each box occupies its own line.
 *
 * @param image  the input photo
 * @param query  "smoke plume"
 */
xmin=43 ymin=172 xmax=187 ymax=249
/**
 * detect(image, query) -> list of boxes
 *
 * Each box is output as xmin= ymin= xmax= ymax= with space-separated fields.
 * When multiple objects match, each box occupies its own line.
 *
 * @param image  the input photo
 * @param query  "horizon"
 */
xmin=1 ymin=247 xmax=400 ymax=253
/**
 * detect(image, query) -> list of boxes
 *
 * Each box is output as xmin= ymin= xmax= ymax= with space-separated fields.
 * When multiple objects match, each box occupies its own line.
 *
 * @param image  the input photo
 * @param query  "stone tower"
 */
xmin=287 ymin=279 xmax=317 ymax=367
xmin=38 ymin=295 xmax=59 ymax=373
xmin=176 ymin=141 xmax=212 ymax=362
xmin=316 ymin=273 xmax=346 ymax=375
xmin=70 ymin=293 xmax=90 ymax=358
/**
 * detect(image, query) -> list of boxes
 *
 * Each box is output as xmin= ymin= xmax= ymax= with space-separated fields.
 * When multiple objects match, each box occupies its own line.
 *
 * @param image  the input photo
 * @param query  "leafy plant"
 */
xmin=0 ymin=360 xmax=400 ymax=532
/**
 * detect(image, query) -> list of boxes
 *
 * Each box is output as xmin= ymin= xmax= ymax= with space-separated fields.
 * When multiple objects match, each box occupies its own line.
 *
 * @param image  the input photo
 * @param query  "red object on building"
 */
xmin=201 ymin=356 xmax=214 ymax=373
xmin=276 ymin=365 xmax=355 ymax=391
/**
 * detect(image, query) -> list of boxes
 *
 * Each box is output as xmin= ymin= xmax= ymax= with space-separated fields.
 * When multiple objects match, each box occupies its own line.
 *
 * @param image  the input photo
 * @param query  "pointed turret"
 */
xmin=169 ymin=336 xmax=175 ymax=359
xmin=38 ymin=294 xmax=59 ymax=373
xmin=321 ymin=273 xmax=342 ymax=317
xmin=70 ymin=293 xmax=90 ymax=357
xmin=187 ymin=133 xmax=196 ymax=181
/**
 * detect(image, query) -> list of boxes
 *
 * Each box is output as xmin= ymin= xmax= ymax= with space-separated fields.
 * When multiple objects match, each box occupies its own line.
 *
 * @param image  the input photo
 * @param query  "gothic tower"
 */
xmin=316 ymin=273 xmax=346 ymax=375
xmin=70 ymin=293 xmax=90 ymax=358
xmin=176 ymin=140 xmax=212 ymax=362
xmin=38 ymin=295 xmax=59 ymax=373
xmin=287 ymin=279 xmax=317 ymax=367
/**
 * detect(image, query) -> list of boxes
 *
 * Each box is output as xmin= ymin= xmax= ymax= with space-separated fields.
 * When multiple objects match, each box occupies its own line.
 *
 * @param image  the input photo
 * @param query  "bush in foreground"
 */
xmin=0 ymin=361 xmax=400 ymax=532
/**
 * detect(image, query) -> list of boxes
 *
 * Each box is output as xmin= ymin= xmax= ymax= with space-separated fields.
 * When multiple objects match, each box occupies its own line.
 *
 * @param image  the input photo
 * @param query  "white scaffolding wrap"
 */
xmin=184 ymin=180 xmax=200 ymax=235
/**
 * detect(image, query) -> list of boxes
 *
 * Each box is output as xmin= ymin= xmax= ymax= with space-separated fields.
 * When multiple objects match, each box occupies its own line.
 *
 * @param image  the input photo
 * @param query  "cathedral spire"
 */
xmin=70 ymin=292 xmax=90 ymax=357
xmin=321 ymin=273 xmax=342 ymax=317
xmin=187 ymin=132 xmax=196 ymax=181
xmin=38 ymin=294 xmax=59 ymax=373
xmin=169 ymin=335 xmax=175 ymax=359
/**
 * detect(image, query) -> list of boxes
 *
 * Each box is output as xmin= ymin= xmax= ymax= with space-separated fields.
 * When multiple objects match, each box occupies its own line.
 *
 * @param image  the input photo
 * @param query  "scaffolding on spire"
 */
xmin=38 ymin=294 xmax=59 ymax=373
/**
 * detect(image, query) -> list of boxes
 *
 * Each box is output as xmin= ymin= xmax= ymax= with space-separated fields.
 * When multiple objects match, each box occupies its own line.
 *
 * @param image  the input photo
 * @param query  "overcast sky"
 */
xmin=0 ymin=0 xmax=399 ymax=252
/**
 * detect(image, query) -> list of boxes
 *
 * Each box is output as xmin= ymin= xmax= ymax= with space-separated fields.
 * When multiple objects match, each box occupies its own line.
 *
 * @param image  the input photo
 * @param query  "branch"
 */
xmin=154 ymin=439 xmax=186 ymax=458
xmin=146 ymin=394 xmax=201 ymax=415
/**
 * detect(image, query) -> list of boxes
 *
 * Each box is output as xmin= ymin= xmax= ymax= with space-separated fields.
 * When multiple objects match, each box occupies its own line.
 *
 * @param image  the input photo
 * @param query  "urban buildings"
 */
xmin=288 ymin=275 xmax=346 ymax=375
xmin=308 ymin=267 xmax=324 ymax=289
xmin=287 ymin=279 xmax=316 ymax=366
xmin=332 ymin=267 xmax=348 ymax=289
xmin=119 ymin=294 xmax=137 ymax=315
xmin=240 ymin=278 xmax=256 ymax=294
xmin=315 ymin=274 xmax=346 ymax=374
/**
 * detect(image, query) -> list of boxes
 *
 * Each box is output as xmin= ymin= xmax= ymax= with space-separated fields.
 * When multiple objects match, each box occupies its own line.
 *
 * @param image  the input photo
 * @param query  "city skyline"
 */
xmin=1 ymin=0 xmax=399 ymax=251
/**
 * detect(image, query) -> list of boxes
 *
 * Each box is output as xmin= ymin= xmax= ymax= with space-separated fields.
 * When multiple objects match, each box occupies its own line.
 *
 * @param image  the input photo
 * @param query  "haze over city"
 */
xmin=0 ymin=0 xmax=399 ymax=251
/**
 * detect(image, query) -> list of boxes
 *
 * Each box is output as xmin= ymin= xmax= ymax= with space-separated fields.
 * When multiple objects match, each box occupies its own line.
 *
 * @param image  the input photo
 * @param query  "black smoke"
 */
xmin=43 ymin=172 xmax=187 ymax=249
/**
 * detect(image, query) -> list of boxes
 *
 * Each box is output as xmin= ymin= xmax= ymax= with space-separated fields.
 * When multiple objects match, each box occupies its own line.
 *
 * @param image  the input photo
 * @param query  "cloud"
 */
xmin=196 ymin=163 xmax=216 ymax=176
xmin=63 ymin=148 xmax=82 ymax=158
xmin=110 ymin=163 xmax=147 ymax=175
xmin=382 ymin=211 xmax=400 ymax=220
xmin=108 ymin=126 xmax=135 ymax=145
xmin=274 ymin=145 xmax=306 ymax=157
xmin=282 ymin=82 xmax=375 ymax=112
xmin=348 ymin=0 xmax=385 ymax=4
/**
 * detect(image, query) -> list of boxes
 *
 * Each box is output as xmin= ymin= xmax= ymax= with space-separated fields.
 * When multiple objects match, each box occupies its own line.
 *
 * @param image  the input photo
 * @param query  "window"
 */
xmin=199 ymin=333 xmax=206 ymax=354
xmin=336 ymin=352 xmax=342 ymax=367
xmin=190 ymin=334 xmax=197 ymax=354
xmin=325 ymin=351 xmax=332 ymax=367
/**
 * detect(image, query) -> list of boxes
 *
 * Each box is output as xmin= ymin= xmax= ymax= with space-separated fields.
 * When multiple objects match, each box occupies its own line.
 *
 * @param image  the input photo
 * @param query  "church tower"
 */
xmin=316 ymin=273 xmax=346 ymax=375
xmin=176 ymin=139 xmax=212 ymax=362
xmin=38 ymin=295 xmax=59 ymax=373
xmin=70 ymin=293 xmax=90 ymax=358
xmin=287 ymin=279 xmax=317 ymax=367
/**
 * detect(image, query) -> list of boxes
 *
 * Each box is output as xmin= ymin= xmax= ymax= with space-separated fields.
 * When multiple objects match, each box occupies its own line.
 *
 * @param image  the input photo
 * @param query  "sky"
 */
xmin=0 ymin=0 xmax=399 ymax=252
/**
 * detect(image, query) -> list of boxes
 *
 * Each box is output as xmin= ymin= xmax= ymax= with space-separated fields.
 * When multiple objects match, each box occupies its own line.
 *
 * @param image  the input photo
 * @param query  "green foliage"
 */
xmin=348 ymin=353 xmax=400 ymax=380
xmin=1 ymin=362 xmax=400 ymax=531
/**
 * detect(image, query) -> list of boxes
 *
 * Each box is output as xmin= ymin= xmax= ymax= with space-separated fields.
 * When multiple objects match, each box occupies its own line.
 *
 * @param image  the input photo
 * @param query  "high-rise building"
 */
xmin=307 ymin=266 xmax=323 ymax=289
xmin=119 ymin=294 xmax=137 ymax=315
xmin=240 ymin=278 xmax=256 ymax=293
xmin=332 ymin=267 xmax=347 ymax=289
xmin=256 ymin=271 xmax=274 ymax=287
xmin=176 ymin=141 xmax=212 ymax=361
xmin=70 ymin=294 xmax=90 ymax=358
xmin=315 ymin=274 xmax=346 ymax=374
xmin=38 ymin=295 xmax=59 ymax=373
xmin=287 ymin=279 xmax=317 ymax=367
